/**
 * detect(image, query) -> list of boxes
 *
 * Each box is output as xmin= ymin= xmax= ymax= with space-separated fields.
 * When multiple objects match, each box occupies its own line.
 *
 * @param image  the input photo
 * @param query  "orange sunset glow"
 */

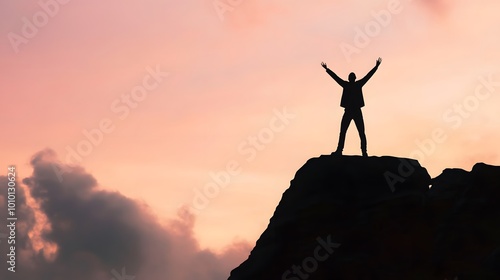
xmin=1 ymin=0 xmax=500 ymax=279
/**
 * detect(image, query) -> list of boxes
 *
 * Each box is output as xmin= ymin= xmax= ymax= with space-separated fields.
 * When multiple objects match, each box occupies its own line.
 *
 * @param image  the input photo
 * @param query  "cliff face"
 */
xmin=228 ymin=155 xmax=500 ymax=280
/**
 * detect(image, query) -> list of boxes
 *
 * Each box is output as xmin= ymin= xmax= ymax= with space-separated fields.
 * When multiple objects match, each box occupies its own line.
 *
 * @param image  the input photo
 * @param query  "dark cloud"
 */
xmin=0 ymin=149 xmax=250 ymax=280
xmin=0 ymin=168 xmax=38 ymax=274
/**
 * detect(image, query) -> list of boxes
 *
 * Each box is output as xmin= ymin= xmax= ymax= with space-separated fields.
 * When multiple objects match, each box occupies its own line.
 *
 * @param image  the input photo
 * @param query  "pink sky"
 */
xmin=1 ymin=0 xmax=500 ymax=274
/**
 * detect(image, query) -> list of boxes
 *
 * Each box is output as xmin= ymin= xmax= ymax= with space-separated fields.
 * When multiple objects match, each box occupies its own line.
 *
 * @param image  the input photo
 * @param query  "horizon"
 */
xmin=1 ymin=0 xmax=500 ymax=279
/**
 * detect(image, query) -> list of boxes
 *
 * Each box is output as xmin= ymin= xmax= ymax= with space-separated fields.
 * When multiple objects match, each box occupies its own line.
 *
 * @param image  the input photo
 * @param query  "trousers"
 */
xmin=336 ymin=108 xmax=367 ymax=152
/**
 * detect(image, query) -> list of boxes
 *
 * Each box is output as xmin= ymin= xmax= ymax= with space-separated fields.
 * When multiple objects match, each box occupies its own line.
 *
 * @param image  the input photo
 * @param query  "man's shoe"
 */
xmin=332 ymin=150 xmax=342 ymax=156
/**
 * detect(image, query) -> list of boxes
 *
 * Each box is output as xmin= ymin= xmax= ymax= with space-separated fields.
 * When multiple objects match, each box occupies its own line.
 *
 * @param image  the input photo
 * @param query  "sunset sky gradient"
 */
xmin=1 ymin=0 xmax=500 ymax=278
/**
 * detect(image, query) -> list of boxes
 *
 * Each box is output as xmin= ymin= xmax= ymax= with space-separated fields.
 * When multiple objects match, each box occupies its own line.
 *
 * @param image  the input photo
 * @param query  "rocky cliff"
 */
xmin=228 ymin=155 xmax=500 ymax=280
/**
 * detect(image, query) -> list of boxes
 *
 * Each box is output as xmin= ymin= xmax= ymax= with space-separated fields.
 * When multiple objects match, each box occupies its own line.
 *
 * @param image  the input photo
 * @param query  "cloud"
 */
xmin=0 ymin=149 xmax=250 ymax=280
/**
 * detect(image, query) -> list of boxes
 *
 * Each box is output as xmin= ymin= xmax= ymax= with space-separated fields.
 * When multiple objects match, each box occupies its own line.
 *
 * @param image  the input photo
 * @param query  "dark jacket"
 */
xmin=326 ymin=65 xmax=378 ymax=108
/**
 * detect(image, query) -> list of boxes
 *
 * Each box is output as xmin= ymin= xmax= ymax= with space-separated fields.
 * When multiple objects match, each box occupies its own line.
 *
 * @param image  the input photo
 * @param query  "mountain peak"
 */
xmin=228 ymin=154 xmax=500 ymax=280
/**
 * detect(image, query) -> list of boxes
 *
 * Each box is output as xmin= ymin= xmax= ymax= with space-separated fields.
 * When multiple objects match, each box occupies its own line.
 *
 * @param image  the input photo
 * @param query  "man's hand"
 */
xmin=376 ymin=57 xmax=382 ymax=66
xmin=321 ymin=62 xmax=328 ymax=69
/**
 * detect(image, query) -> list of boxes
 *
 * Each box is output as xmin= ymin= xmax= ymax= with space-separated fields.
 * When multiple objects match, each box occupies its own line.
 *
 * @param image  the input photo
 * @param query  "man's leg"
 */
xmin=353 ymin=108 xmax=367 ymax=156
xmin=335 ymin=109 xmax=352 ymax=155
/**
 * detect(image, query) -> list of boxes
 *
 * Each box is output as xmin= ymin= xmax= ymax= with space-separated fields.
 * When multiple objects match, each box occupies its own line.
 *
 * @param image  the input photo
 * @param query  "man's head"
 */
xmin=348 ymin=72 xmax=356 ymax=82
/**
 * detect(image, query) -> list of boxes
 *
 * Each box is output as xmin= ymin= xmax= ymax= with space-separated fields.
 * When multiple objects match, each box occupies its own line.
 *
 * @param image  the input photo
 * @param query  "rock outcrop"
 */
xmin=228 ymin=155 xmax=500 ymax=280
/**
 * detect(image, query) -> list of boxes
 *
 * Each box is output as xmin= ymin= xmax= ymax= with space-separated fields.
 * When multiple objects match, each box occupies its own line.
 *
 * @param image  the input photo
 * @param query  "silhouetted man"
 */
xmin=321 ymin=57 xmax=382 ymax=157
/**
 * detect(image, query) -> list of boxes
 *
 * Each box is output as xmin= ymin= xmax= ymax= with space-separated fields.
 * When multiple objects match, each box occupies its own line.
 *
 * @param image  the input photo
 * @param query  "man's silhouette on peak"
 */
xmin=321 ymin=57 xmax=382 ymax=157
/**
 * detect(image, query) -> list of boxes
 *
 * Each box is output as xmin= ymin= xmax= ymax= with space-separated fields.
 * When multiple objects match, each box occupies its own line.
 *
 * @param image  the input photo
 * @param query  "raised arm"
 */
xmin=358 ymin=57 xmax=382 ymax=86
xmin=321 ymin=62 xmax=347 ymax=87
